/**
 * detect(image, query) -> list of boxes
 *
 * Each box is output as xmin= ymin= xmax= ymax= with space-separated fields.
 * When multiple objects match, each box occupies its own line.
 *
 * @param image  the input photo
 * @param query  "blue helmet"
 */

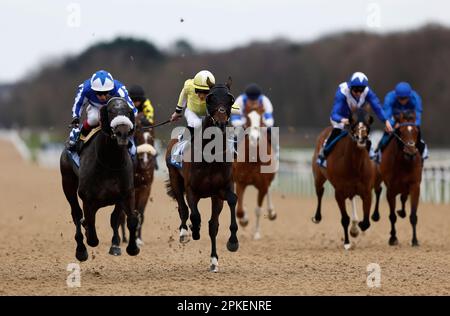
xmin=395 ymin=82 xmax=412 ymax=98
xmin=90 ymin=70 xmax=114 ymax=92
xmin=348 ymin=72 xmax=369 ymax=88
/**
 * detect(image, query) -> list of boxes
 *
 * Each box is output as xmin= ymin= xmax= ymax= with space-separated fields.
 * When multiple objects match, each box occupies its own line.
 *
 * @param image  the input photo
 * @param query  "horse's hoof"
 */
xmin=389 ymin=237 xmax=399 ymax=246
xmin=210 ymin=257 xmax=219 ymax=273
xmin=109 ymin=245 xmax=122 ymax=256
xmin=397 ymin=210 xmax=407 ymax=218
xmin=311 ymin=216 xmax=321 ymax=224
xmin=268 ymin=211 xmax=277 ymax=221
xmin=350 ymin=226 xmax=359 ymax=238
xmin=227 ymin=240 xmax=239 ymax=252
xmin=239 ymin=217 xmax=249 ymax=227
xmin=358 ymin=220 xmax=370 ymax=232
xmin=179 ymin=228 xmax=191 ymax=244
xmin=411 ymin=240 xmax=419 ymax=247
xmin=191 ymin=230 xmax=200 ymax=240
xmin=126 ymin=246 xmax=140 ymax=256
xmin=136 ymin=238 xmax=144 ymax=247
xmin=371 ymin=213 xmax=380 ymax=222
xmin=344 ymin=243 xmax=352 ymax=250
xmin=86 ymin=238 xmax=99 ymax=248
xmin=76 ymin=248 xmax=89 ymax=262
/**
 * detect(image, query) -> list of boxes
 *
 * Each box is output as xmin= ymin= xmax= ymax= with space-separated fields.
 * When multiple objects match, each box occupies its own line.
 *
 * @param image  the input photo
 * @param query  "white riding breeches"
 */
xmin=184 ymin=107 xmax=203 ymax=128
xmin=87 ymin=104 xmax=100 ymax=127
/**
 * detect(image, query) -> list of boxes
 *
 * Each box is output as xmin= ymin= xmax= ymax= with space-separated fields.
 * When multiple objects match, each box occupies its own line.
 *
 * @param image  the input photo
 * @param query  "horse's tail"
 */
xmin=165 ymin=178 xmax=176 ymax=200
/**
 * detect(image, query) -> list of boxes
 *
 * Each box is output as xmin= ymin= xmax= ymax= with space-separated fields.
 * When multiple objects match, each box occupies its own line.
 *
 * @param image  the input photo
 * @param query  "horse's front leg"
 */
xmin=209 ymin=197 xmax=223 ymax=272
xmin=236 ymin=182 xmax=249 ymax=227
xmin=122 ymin=191 xmax=140 ymax=256
xmin=335 ymin=191 xmax=351 ymax=250
xmin=224 ymin=189 xmax=239 ymax=252
xmin=109 ymin=205 xmax=122 ymax=256
xmin=358 ymin=190 xmax=372 ymax=232
xmin=186 ymin=189 xmax=201 ymax=240
xmin=254 ymin=187 xmax=268 ymax=240
xmin=387 ymin=189 xmax=398 ymax=246
xmin=83 ymin=203 xmax=99 ymax=247
xmin=397 ymin=193 xmax=408 ymax=219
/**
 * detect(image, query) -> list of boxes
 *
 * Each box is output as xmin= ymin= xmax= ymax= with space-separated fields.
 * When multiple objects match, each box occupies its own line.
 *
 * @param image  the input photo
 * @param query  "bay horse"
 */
xmin=60 ymin=97 xmax=140 ymax=261
xmin=233 ymin=102 xmax=276 ymax=240
xmin=165 ymin=77 xmax=239 ymax=272
xmin=312 ymin=107 xmax=374 ymax=249
xmin=371 ymin=111 xmax=422 ymax=246
xmin=120 ymin=112 xmax=156 ymax=246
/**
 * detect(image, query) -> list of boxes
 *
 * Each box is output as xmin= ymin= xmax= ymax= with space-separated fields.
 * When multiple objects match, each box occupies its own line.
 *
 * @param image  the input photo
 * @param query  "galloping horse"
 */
xmin=120 ymin=112 xmax=156 ymax=246
xmin=60 ymin=97 xmax=140 ymax=261
xmin=165 ymin=78 xmax=239 ymax=272
xmin=233 ymin=102 xmax=276 ymax=240
xmin=371 ymin=111 xmax=422 ymax=246
xmin=312 ymin=107 xmax=374 ymax=249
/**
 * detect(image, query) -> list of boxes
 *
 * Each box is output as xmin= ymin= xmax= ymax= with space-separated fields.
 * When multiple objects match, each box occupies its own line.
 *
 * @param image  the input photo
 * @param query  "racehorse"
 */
xmin=371 ymin=111 xmax=422 ymax=246
xmin=120 ymin=112 xmax=156 ymax=246
xmin=60 ymin=97 xmax=140 ymax=261
xmin=165 ymin=77 xmax=239 ymax=272
xmin=312 ymin=107 xmax=375 ymax=249
xmin=233 ymin=102 xmax=276 ymax=240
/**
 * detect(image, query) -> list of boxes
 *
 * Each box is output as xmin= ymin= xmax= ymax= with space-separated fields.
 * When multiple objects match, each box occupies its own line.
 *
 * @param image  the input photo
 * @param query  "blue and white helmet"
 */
xmin=349 ymin=72 xmax=369 ymax=88
xmin=90 ymin=70 xmax=114 ymax=92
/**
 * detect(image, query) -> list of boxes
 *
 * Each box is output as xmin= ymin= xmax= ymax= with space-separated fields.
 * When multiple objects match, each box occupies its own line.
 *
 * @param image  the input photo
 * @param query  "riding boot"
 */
xmin=317 ymin=128 xmax=342 ymax=167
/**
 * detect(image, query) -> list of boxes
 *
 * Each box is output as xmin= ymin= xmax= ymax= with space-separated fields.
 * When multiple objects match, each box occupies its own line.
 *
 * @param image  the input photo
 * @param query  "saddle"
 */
xmin=67 ymin=126 xmax=102 ymax=169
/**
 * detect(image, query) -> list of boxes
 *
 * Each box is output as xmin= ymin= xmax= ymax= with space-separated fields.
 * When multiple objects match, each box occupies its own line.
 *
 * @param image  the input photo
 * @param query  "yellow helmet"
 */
xmin=193 ymin=70 xmax=215 ymax=91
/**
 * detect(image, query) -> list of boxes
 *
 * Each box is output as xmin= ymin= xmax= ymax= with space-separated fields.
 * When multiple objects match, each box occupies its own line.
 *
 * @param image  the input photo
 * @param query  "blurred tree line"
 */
xmin=0 ymin=24 xmax=449 ymax=147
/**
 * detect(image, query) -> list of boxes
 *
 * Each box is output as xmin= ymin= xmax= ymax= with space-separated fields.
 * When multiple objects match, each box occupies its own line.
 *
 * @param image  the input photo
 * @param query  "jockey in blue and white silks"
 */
xmin=231 ymin=83 xmax=274 ymax=128
xmin=317 ymin=72 xmax=393 ymax=168
xmin=67 ymin=70 xmax=137 ymax=151
xmin=375 ymin=82 xmax=428 ymax=162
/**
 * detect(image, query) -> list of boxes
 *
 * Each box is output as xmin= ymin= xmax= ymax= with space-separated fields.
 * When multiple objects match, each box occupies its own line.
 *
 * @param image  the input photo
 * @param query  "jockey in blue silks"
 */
xmin=375 ymin=82 xmax=428 ymax=162
xmin=66 ymin=70 xmax=137 ymax=152
xmin=317 ymin=72 xmax=393 ymax=168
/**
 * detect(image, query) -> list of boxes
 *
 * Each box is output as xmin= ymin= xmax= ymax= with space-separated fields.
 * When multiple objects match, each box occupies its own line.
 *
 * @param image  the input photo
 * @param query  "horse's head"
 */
xmin=349 ymin=107 xmax=373 ymax=148
xmin=395 ymin=110 xmax=419 ymax=159
xmin=244 ymin=102 xmax=265 ymax=146
xmin=100 ymin=97 xmax=135 ymax=146
xmin=205 ymin=77 xmax=235 ymax=130
xmin=135 ymin=112 xmax=156 ymax=170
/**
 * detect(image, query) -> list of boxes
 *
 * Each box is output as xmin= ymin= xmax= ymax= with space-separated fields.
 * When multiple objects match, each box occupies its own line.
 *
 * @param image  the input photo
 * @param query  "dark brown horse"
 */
xmin=372 ymin=111 xmax=422 ymax=246
xmin=233 ymin=103 xmax=276 ymax=240
xmin=120 ymin=112 xmax=156 ymax=246
xmin=312 ymin=107 xmax=375 ymax=249
xmin=165 ymin=78 xmax=238 ymax=272
xmin=60 ymin=97 xmax=139 ymax=261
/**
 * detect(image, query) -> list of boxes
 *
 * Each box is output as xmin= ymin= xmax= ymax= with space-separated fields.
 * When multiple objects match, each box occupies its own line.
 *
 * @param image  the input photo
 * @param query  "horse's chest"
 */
xmin=191 ymin=168 xmax=230 ymax=193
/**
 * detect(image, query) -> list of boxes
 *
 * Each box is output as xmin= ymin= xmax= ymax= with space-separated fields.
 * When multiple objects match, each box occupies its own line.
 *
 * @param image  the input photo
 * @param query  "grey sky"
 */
xmin=1 ymin=0 xmax=449 ymax=83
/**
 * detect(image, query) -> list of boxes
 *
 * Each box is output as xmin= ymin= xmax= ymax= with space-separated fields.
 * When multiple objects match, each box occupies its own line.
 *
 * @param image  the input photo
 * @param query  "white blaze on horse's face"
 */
xmin=247 ymin=111 xmax=261 ymax=146
xmin=356 ymin=122 xmax=368 ymax=148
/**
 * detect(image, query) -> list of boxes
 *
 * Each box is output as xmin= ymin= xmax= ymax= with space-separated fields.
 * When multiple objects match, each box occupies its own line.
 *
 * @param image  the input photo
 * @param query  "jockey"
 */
xmin=128 ymin=84 xmax=155 ymax=125
xmin=317 ymin=72 xmax=393 ymax=168
xmin=67 ymin=70 xmax=137 ymax=151
xmin=375 ymin=82 xmax=428 ymax=161
xmin=230 ymin=83 xmax=274 ymax=128
xmin=170 ymin=70 xmax=240 ymax=136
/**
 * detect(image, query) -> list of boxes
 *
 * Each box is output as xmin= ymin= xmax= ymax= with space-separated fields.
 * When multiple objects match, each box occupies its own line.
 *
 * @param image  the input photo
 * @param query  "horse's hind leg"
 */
xmin=122 ymin=192 xmax=140 ymax=256
xmin=186 ymin=189 xmax=201 ymax=240
xmin=236 ymin=182 xmax=249 ymax=227
xmin=358 ymin=191 xmax=372 ymax=232
xmin=350 ymin=198 xmax=360 ymax=238
xmin=120 ymin=211 xmax=127 ymax=243
xmin=410 ymin=185 xmax=420 ymax=246
xmin=209 ymin=197 xmax=224 ymax=272
xmin=169 ymin=168 xmax=190 ymax=243
xmin=254 ymin=187 xmax=267 ymax=240
xmin=312 ymin=171 xmax=326 ymax=224
xmin=266 ymin=185 xmax=277 ymax=221
xmin=336 ymin=192 xmax=351 ymax=250
xmin=397 ymin=193 xmax=408 ymax=219
xmin=109 ymin=205 xmax=122 ymax=256
xmin=61 ymin=156 xmax=88 ymax=261
xmin=387 ymin=190 xmax=399 ymax=246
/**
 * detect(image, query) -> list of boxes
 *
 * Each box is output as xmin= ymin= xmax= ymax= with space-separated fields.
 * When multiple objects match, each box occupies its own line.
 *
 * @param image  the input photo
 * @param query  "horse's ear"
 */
xmin=207 ymin=77 xmax=214 ymax=89
xmin=368 ymin=115 xmax=374 ymax=125
xmin=100 ymin=106 xmax=111 ymax=135
xmin=226 ymin=76 xmax=232 ymax=90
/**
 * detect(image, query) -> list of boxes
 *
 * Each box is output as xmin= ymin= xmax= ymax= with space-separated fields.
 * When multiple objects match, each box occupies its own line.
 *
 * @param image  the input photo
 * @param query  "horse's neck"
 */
xmin=96 ymin=133 xmax=127 ymax=166
xmin=344 ymin=137 xmax=366 ymax=171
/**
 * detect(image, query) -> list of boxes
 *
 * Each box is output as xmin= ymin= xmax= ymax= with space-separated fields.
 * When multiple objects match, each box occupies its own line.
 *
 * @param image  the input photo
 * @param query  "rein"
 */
xmin=391 ymin=122 xmax=417 ymax=147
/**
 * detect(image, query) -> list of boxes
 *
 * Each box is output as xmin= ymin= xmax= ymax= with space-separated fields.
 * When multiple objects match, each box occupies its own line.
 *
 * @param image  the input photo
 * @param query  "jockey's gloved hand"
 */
xmin=170 ymin=111 xmax=182 ymax=122
xmin=70 ymin=117 xmax=80 ymax=128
